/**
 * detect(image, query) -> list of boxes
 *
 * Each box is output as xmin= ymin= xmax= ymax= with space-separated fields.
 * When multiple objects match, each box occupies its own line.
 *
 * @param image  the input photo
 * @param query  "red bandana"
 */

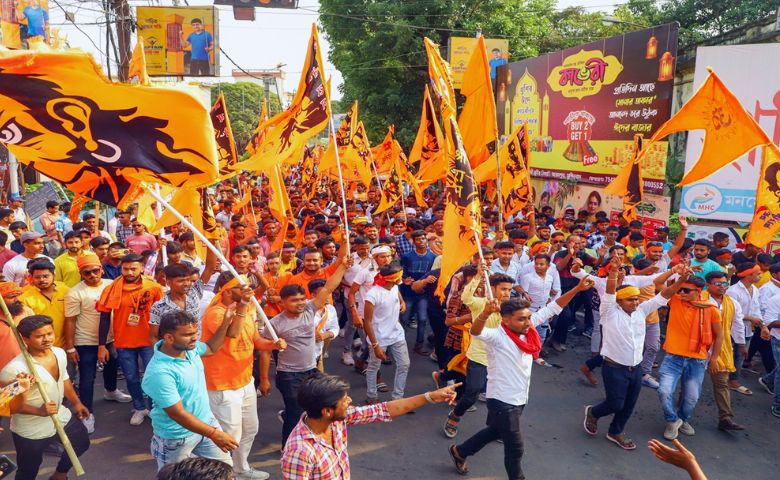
xmin=501 ymin=323 xmax=542 ymax=359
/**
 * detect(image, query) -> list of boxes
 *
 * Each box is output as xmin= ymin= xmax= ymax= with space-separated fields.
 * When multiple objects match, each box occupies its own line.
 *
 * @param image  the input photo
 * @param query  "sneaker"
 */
xmin=642 ymin=374 xmax=660 ymax=389
xmin=104 ymin=389 xmax=132 ymax=403
xmin=323 ymin=352 xmax=329 ymax=359
xmin=341 ymin=352 xmax=355 ymax=366
xmin=236 ymin=469 xmax=271 ymax=480
xmin=478 ymin=392 xmax=486 ymax=402
xmin=663 ymin=418 xmax=683 ymax=440
xmin=568 ymin=325 xmax=577 ymax=332
xmin=277 ymin=409 xmax=285 ymax=424
xmin=338 ymin=328 xmax=345 ymax=338
xmin=534 ymin=358 xmax=553 ymax=367
xmin=758 ymin=377 xmax=775 ymax=395
xmin=582 ymin=327 xmax=593 ymax=339
xmin=772 ymin=405 xmax=780 ymax=418
xmin=466 ymin=405 xmax=478 ymax=413
xmin=82 ymin=413 xmax=95 ymax=434
xmin=409 ymin=320 xmax=418 ymax=329
xmin=130 ymin=409 xmax=149 ymax=426
xmin=429 ymin=351 xmax=438 ymax=363
xmin=376 ymin=381 xmax=389 ymax=393
xmin=679 ymin=421 xmax=695 ymax=436
xmin=352 ymin=338 xmax=363 ymax=349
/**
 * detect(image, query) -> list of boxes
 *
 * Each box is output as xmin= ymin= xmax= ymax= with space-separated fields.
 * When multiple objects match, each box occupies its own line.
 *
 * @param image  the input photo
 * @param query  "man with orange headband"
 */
xmin=583 ymin=260 xmax=689 ymax=450
xmin=657 ymin=275 xmax=724 ymax=440
xmin=726 ymin=262 xmax=764 ymax=395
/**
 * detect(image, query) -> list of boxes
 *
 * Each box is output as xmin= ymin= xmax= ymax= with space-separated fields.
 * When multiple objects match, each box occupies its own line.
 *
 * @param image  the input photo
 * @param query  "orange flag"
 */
xmin=233 ymin=24 xmax=330 ymax=173
xmin=746 ymin=143 xmax=780 ymax=248
xmin=371 ymin=126 xmax=397 ymax=174
xmin=128 ymin=37 xmax=150 ymax=86
xmin=245 ymin=98 xmax=269 ymax=155
xmin=68 ymin=195 xmax=90 ymax=223
xmin=374 ymin=158 xmax=403 ymax=215
xmin=605 ymin=134 xmax=645 ymax=222
xmin=410 ymin=85 xmax=446 ymax=186
xmin=424 ymin=37 xmax=456 ymax=120
xmin=650 ymin=69 xmax=770 ymax=186
xmin=342 ymin=121 xmax=374 ymax=188
xmin=458 ymin=36 xmax=498 ymax=167
xmin=436 ymin=116 xmax=481 ymax=299
xmin=211 ymin=92 xmax=239 ymax=179
xmin=499 ymin=123 xmax=532 ymax=218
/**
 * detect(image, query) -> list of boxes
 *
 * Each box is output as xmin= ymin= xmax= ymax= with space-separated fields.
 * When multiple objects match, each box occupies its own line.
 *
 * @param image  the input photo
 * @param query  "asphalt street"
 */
xmin=1 ymin=328 xmax=778 ymax=479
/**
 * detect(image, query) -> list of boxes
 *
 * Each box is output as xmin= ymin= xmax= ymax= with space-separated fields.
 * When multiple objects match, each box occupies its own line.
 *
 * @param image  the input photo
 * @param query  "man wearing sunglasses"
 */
xmin=64 ymin=254 xmax=132 ymax=433
xmin=657 ymin=275 xmax=724 ymax=441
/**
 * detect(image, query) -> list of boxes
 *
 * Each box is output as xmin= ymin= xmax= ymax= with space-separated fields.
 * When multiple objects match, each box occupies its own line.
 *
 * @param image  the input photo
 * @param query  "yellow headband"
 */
xmin=616 ymin=286 xmax=641 ymax=300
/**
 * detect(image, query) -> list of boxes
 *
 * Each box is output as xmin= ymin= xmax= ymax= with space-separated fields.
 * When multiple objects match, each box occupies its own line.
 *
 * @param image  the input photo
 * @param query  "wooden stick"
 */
xmin=327 ymin=115 xmax=351 ymax=256
xmin=473 ymin=231 xmax=493 ymax=300
xmin=0 ymin=296 xmax=85 ymax=476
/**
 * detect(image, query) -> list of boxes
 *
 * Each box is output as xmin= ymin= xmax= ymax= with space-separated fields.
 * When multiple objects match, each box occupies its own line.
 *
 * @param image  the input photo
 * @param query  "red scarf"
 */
xmin=501 ymin=323 xmax=542 ymax=359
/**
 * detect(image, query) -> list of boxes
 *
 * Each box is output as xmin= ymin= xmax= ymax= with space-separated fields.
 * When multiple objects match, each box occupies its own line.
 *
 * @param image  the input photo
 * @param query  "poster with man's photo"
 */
xmin=0 ymin=0 xmax=50 ymax=49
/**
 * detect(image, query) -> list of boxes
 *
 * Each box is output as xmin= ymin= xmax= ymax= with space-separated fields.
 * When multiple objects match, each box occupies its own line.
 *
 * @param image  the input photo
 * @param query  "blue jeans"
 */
xmin=657 ymin=353 xmax=707 ymax=423
xmin=117 ymin=346 xmax=154 ymax=411
xmin=366 ymin=340 xmax=410 ymax=400
xmin=400 ymin=295 xmax=429 ymax=345
xmin=76 ymin=344 xmax=119 ymax=412
xmin=760 ymin=337 xmax=780 ymax=407
xmin=150 ymin=421 xmax=232 ymax=470
xmin=276 ymin=369 xmax=318 ymax=446
xmin=453 ymin=360 xmax=488 ymax=417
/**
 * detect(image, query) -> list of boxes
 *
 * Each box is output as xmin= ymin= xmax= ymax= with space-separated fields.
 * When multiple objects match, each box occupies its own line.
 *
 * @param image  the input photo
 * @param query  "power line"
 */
xmin=50 ymin=0 xmax=109 ymax=57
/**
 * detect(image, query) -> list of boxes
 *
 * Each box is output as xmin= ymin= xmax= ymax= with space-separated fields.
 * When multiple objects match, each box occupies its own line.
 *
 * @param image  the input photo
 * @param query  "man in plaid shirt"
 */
xmin=281 ymin=373 xmax=459 ymax=479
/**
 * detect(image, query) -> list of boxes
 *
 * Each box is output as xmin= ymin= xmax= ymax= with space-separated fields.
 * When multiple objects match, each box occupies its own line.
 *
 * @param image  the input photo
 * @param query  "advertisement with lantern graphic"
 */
xmin=495 ymin=23 xmax=678 ymax=194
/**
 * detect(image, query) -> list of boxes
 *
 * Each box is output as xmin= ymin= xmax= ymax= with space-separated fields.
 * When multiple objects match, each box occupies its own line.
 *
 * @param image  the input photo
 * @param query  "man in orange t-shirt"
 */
xmin=202 ymin=272 xmax=285 ymax=479
xmin=262 ymin=252 xmax=290 ymax=318
xmin=657 ymin=275 xmax=723 ymax=441
xmin=283 ymin=238 xmax=346 ymax=298
xmin=97 ymin=253 xmax=164 ymax=426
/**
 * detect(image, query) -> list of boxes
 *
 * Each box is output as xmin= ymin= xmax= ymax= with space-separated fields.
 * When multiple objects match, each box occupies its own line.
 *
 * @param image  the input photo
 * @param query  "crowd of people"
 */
xmin=0 ymin=180 xmax=777 ymax=480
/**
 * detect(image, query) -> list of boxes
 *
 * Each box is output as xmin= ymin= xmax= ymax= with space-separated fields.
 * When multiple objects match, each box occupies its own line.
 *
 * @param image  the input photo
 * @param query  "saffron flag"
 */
xmin=650 ymin=69 xmax=770 ymax=186
xmin=320 ymin=100 xmax=357 ymax=172
xmin=410 ymin=85 xmax=446 ymax=186
xmin=499 ymin=123 xmax=532 ymax=218
xmin=267 ymin=165 xmax=292 ymax=223
xmin=245 ymin=98 xmax=269 ymax=155
xmin=211 ymin=92 xmax=239 ymax=179
xmin=398 ymin=152 xmax=427 ymax=208
xmin=128 ymin=37 xmax=151 ymax=86
xmin=234 ymin=23 xmax=330 ymax=173
xmin=436 ymin=116 xmax=481 ymax=299
xmin=374 ymin=158 xmax=403 ymax=215
xmin=342 ymin=121 xmax=374 ymax=188
xmin=68 ymin=195 xmax=89 ymax=223
xmin=0 ymin=49 xmax=218 ymax=206
xmin=605 ymin=134 xmax=644 ymax=222
xmin=424 ymin=37 xmax=456 ymax=120
xmin=458 ymin=36 xmax=498 ymax=168
xmin=746 ymin=143 xmax=780 ymax=248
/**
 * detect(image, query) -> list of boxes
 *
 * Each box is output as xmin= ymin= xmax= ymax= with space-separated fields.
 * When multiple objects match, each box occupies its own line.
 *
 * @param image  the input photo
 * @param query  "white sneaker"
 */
xmin=341 ymin=352 xmax=355 ymax=366
xmin=104 ymin=389 xmax=132 ymax=403
xmin=338 ymin=328 xmax=345 ymax=338
xmin=236 ymin=468 xmax=271 ymax=480
xmin=534 ymin=358 xmax=553 ymax=368
xmin=679 ymin=421 xmax=695 ymax=436
xmin=130 ymin=409 xmax=149 ymax=426
xmin=352 ymin=338 xmax=363 ymax=349
xmin=478 ymin=392 xmax=487 ymax=402
xmin=82 ymin=413 xmax=95 ymax=434
xmin=663 ymin=418 xmax=683 ymax=440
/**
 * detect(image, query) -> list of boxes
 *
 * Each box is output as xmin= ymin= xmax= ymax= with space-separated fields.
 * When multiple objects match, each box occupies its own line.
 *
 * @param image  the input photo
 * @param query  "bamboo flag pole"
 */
xmin=0 ymin=296 xmax=85 ymax=476
xmin=472 ymin=231 xmax=494 ymax=300
xmin=370 ymin=160 xmax=392 ymax=225
xmin=144 ymin=185 xmax=280 ymax=342
xmin=328 ymin=115 xmax=351 ymax=256
xmin=153 ymin=185 xmax=168 ymax=267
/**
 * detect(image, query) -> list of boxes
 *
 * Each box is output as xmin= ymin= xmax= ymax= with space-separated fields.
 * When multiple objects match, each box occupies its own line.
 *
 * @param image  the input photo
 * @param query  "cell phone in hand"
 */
xmin=0 ymin=380 xmax=21 ymax=398
xmin=0 ymin=455 xmax=17 ymax=478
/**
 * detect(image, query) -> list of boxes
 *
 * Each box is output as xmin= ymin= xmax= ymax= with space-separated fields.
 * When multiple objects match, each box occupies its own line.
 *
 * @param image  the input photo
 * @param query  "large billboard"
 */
xmin=496 ymin=23 xmax=678 ymax=194
xmin=679 ymin=44 xmax=780 ymax=223
xmin=136 ymin=6 xmax=219 ymax=77
xmin=0 ymin=0 xmax=49 ymax=49
xmin=448 ymin=36 xmax=510 ymax=89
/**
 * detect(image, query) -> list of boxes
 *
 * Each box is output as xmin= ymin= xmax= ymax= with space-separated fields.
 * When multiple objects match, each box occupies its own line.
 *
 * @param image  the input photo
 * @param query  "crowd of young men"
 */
xmin=0 ymin=185 xmax=778 ymax=480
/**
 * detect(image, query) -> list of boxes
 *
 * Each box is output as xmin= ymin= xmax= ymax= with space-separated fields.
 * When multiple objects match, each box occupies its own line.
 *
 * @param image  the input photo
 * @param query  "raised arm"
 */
xmin=666 ymin=217 xmax=688 ymax=260
xmin=314 ymin=254 xmax=351 ymax=311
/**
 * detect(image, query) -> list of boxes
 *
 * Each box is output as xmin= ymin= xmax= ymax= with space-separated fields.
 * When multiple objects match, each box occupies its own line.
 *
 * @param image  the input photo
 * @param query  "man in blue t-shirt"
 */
xmin=22 ymin=0 xmax=49 ymax=40
xmin=182 ymin=18 xmax=213 ymax=76
xmin=399 ymin=230 xmax=437 ymax=355
xmin=488 ymin=47 xmax=507 ymax=80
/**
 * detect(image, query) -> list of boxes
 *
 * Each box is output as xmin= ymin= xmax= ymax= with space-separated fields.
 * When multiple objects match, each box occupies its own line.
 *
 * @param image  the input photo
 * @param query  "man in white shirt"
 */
xmin=518 ymin=253 xmax=558 ymax=366
xmin=363 ymin=265 xmax=409 ymax=403
xmin=2 ymin=231 xmax=51 ymax=286
xmin=583 ymin=259 xmax=689 ymax=450
xmin=448 ymin=275 xmax=593 ymax=479
xmin=726 ymin=262 xmax=763 ymax=394
xmin=309 ymin=279 xmax=339 ymax=371
xmin=490 ymin=241 xmax=522 ymax=293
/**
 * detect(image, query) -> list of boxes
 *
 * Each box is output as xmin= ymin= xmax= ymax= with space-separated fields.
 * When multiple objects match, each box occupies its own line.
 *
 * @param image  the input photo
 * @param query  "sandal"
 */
xmin=444 ymin=412 xmax=460 ymax=438
xmin=729 ymin=385 xmax=753 ymax=396
xmin=448 ymin=445 xmax=469 ymax=474
xmin=583 ymin=405 xmax=598 ymax=436
xmin=377 ymin=381 xmax=389 ymax=393
xmin=606 ymin=433 xmax=636 ymax=450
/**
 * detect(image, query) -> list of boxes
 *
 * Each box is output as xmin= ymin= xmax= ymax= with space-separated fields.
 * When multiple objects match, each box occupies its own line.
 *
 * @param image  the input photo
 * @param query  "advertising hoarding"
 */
xmin=0 ymin=0 xmax=49 ymax=49
xmin=136 ymin=6 xmax=219 ymax=77
xmin=496 ymin=23 xmax=678 ymax=194
xmin=679 ymin=44 xmax=780 ymax=223
xmin=448 ymin=36 xmax=510 ymax=88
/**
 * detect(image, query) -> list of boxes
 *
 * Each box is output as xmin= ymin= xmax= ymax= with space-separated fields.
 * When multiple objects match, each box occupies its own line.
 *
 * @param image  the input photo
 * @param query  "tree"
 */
xmin=211 ymin=82 xmax=282 ymax=153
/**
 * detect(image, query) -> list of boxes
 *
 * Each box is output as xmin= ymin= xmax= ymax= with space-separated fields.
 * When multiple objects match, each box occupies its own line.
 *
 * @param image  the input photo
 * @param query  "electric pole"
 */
xmin=110 ymin=0 xmax=132 ymax=81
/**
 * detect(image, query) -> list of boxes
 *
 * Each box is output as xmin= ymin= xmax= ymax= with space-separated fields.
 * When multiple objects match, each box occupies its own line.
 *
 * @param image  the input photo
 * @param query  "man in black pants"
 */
xmin=0 ymin=315 xmax=90 ymax=480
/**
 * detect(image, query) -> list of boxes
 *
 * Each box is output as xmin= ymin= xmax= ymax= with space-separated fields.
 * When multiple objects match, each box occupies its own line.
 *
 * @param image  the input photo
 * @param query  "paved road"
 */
xmin=1 ymin=328 xmax=777 ymax=479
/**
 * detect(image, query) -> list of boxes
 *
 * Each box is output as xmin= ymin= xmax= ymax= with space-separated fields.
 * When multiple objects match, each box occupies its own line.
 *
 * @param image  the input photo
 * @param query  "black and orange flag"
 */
xmin=245 ymin=98 xmax=269 ymax=155
xmin=424 ymin=37 xmax=456 ymax=120
xmin=320 ymin=100 xmax=357 ymax=172
xmin=499 ymin=123 xmax=532 ymax=218
xmin=745 ymin=142 xmax=780 ymax=248
xmin=234 ymin=23 xmax=330 ymax=173
xmin=458 ymin=36 xmax=498 ymax=168
xmin=342 ymin=121 xmax=374 ymax=188
xmin=128 ymin=37 xmax=150 ymax=86
xmin=650 ymin=68 xmax=770 ymax=185
xmin=436 ymin=116 xmax=481 ymax=299
xmin=605 ymin=134 xmax=644 ymax=222
xmin=410 ymin=85 xmax=446 ymax=186
xmin=0 ymin=49 xmax=218 ymax=206
xmin=374 ymin=158 xmax=403 ymax=215
xmin=211 ymin=92 xmax=239 ymax=179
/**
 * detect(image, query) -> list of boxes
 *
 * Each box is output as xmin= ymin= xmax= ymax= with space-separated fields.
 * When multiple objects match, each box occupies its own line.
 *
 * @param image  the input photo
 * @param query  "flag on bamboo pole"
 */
xmin=398 ymin=152 xmax=427 ymax=208
xmin=458 ymin=36 xmax=497 ymax=168
xmin=128 ymin=37 xmax=150 ymax=86
xmin=424 ymin=37 xmax=456 ymax=120
xmin=746 ymin=143 xmax=780 ymax=248
xmin=246 ymin=99 xmax=269 ymax=155
xmin=211 ymin=92 xmax=239 ymax=179
xmin=0 ymin=49 xmax=218 ymax=206
xmin=650 ymin=68 xmax=770 ymax=186
xmin=374 ymin=158 xmax=403 ymax=215
xmin=605 ymin=134 xmax=644 ymax=222
xmin=436 ymin=116 xmax=481 ymax=299
xmin=320 ymin=100 xmax=358 ymax=172
xmin=68 ymin=195 xmax=89 ymax=223
xmin=410 ymin=85 xmax=446 ymax=186
xmin=233 ymin=23 xmax=330 ymax=173
xmin=300 ymin=146 xmax=316 ymax=189
xmin=342 ymin=121 xmax=374 ymax=187
xmin=372 ymin=125 xmax=407 ymax=174
xmin=499 ymin=123 xmax=532 ymax=218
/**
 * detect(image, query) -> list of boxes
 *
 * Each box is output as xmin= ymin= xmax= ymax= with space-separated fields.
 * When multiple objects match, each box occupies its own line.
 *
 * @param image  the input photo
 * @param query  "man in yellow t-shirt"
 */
xmin=54 ymin=231 xmax=87 ymax=287
xmin=20 ymin=259 xmax=69 ymax=348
